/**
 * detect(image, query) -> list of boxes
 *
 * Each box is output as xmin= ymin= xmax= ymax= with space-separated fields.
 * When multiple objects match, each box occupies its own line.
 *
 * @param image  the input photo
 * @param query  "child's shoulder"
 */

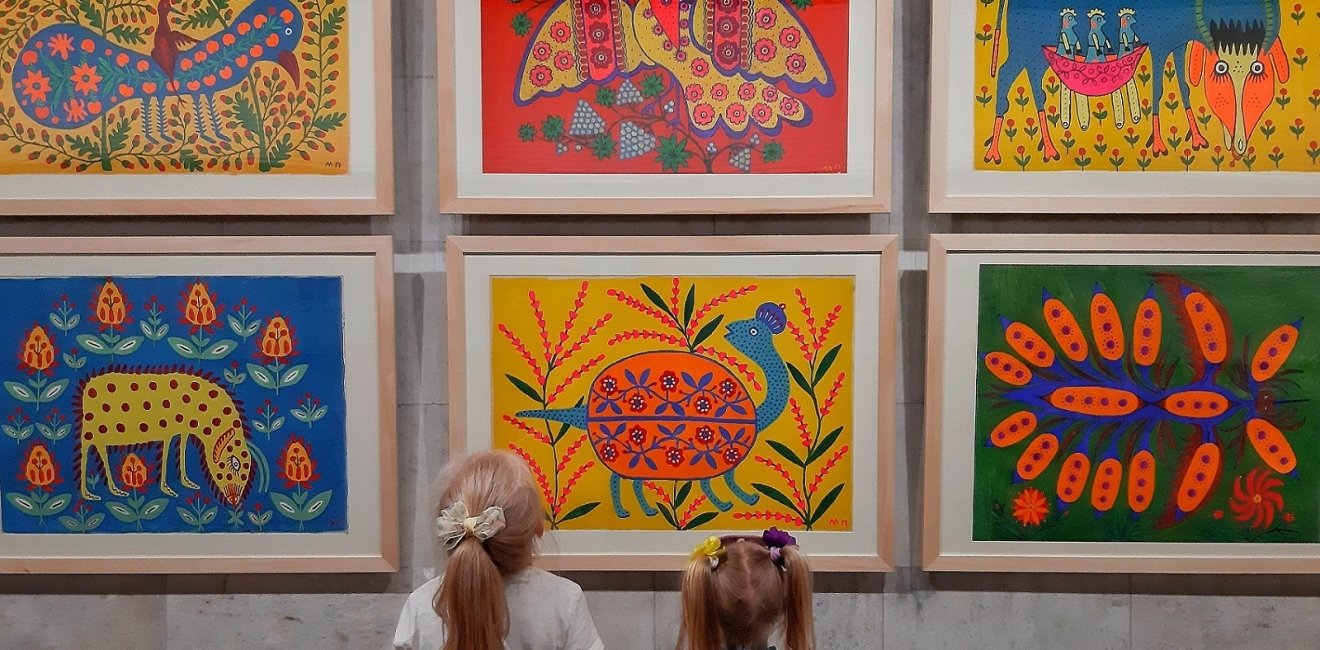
xmin=507 ymin=566 xmax=587 ymax=599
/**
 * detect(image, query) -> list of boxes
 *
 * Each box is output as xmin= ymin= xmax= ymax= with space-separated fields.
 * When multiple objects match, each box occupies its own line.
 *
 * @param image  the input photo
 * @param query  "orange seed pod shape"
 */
xmin=1002 ymin=318 xmax=1055 ymax=368
xmin=1127 ymin=450 xmax=1156 ymax=513
xmin=1089 ymin=458 xmax=1122 ymax=512
xmin=1090 ymin=289 xmax=1124 ymax=361
xmin=1176 ymin=442 xmax=1220 ymax=514
xmin=1043 ymin=292 xmax=1088 ymax=362
xmin=1184 ymin=291 xmax=1227 ymax=364
xmin=984 ymin=351 xmax=1032 ymax=386
xmin=1246 ymin=418 xmax=1296 ymax=474
xmin=1251 ymin=322 xmax=1300 ymax=383
xmin=1016 ymin=433 xmax=1059 ymax=481
xmin=990 ymin=411 xmax=1037 ymax=448
xmin=1131 ymin=295 xmax=1162 ymax=367
xmin=1056 ymin=452 xmax=1091 ymax=504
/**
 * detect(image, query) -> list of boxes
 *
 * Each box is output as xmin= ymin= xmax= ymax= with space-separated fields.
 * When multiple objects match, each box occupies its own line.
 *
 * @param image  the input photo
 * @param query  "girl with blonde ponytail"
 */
xmin=393 ymin=450 xmax=604 ymax=650
xmin=677 ymin=528 xmax=814 ymax=650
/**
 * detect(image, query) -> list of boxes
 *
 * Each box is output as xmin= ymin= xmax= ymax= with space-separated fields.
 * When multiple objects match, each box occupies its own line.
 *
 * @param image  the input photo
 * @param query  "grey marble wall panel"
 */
xmin=0 ymin=594 xmax=166 ymax=649
xmin=165 ymin=593 xmax=405 ymax=649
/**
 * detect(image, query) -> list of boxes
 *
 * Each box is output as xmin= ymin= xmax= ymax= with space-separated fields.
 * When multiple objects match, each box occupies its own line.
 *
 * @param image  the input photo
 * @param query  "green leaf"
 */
xmin=270 ymin=416 xmax=286 ymax=431
xmin=654 ymin=134 xmax=693 ymax=173
xmin=640 ymin=72 xmax=665 ymax=98
xmin=558 ymin=501 xmax=600 ymax=523
xmin=813 ymin=344 xmax=842 ymax=386
xmin=691 ymin=314 xmax=724 ymax=348
xmin=751 ymin=483 xmax=803 ymax=519
xmin=199 ymin=339 xmax=237 ymax=360
xmin=41 ymin=379 xmax=68 ymax=402
xmin=311 ymin=406 xmax=328 ymax=420
xmin=50 ymin=314 xmax=66 ymax=330
xmin=62 ymin=352 xmax=86 ymax=369
xmin=541 ymin=115 xmax=565 ymax=140
xmin=766 ymin=440 xmax=806 ymax=467
xmin=84 ymin=513 xmax=104 ymax=530
xmin=176 ymin=507 xmax=200 ymax=527
xmin=76 ymin=334 xmax=112 ymax=355
xmin=5 ymin=492 xmax=39 ymax=515
xmin=791 ymin=0 xmax=813 ymax=8
xmin=279 ymin=364 xmax=309 ymax=387
xmin=167 ymin=337 xmax=198 ymax=357
xmin=511 ymin=11 xmax=532 ymax=36
xmin=38 ymin=492 xmax=70 ymax=516
xmin=640 ymin=283 xmax=677 ymax=322
xmin=303 ymin=490 xmax=333 ymax=519
xmin=595 ymin=86 xmax=616 ymax=108
xmin=140 ymin=498 xmax=169 ymax=520
xmin=226 ymin=315 xmax=246 ymax=337
xmin=111 ymin=336 xmax=143 ymax=355
xmin=656 ymin=503 xmax=678 ymax=528
xmin=269 ymin=491 xmax=299 ymax=518
xmin=518 ymin=123 xmax=537 ymax=142
xmin=506 ymin=374 xmax=544 ymax=404
xmin=809 ymin=483 xmax=845 ymax=527
xmin=682 ymin=285 xmax=696 ymax=328
xmin=310 ymin=113 xmax=347 ymax=133
xmin=762 ymin=140 xmax=784 ymax=163
xmin=4 ymin=381 xmax=37 ymax=403
xmin=200 ymin=506 xmax=219 ymax=525
xmin=808 ymin=426 xmax=845 ymax=464
xmin=675 ymin=481 xmax=692 ymax=509
xmin=590 ymin=133 xmax=616 ymax=160
xmin=140 ymin=321 xmax=156 ymax=338
xmin=105 ymin=501 xmax=137 ymax=523
xmin=247 ymin=364 xmax=277 ymax=390
xmin=79 ymin=0 xmax=103 ymax=29
xmin=682 ymin=511 xmax=719 ymax=530
xmin=317 ymin=6 xmax=346 ymax=36
xmin=59 ymin=515 xmax=81 ymax=531
xmin=786 ymin=363 xmax=812 ymax=396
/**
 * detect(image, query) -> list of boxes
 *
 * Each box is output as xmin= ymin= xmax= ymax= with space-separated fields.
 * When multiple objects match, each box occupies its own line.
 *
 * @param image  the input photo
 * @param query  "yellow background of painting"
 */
xmin=0 ymin=0 xmax=349 ymax=174
xmin=974 ymin=2 xmax=1320 ymax=171
xmin=490 ymin=276 xmax=856 ymax=532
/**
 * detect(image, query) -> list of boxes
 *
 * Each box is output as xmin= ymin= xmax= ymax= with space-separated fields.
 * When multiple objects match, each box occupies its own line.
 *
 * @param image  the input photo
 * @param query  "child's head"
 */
xmin=677 ymin=528 xmax=814 ymax=650
xmin=431 ymin=450 xmax=542 ymax=650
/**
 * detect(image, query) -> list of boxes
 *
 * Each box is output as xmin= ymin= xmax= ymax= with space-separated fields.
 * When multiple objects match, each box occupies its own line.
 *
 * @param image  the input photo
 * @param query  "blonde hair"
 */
xmin=677 ymin=536 xmax=814 ymax=650
xmin=432 ymin=450 xmax=542 ymax=650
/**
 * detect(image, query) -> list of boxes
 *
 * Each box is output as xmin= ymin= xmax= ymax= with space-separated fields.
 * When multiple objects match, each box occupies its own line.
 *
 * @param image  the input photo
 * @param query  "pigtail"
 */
xmin=677 ymin=556 xmax=722 ymax=650
xmin=780 ymin=545 xmax=815 ymax=650
xmin=435 ymin=535 xmax=508 ymax=650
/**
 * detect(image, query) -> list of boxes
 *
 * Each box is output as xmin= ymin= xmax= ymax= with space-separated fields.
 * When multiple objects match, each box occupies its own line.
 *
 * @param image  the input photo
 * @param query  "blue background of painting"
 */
xmin=0 ymin=276 xmax=347 ymax=534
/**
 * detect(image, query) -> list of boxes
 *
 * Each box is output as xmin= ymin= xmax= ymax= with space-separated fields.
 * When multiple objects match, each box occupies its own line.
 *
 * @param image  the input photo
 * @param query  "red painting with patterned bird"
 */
xmin=482 ymin=0 xmax=850 ymax=174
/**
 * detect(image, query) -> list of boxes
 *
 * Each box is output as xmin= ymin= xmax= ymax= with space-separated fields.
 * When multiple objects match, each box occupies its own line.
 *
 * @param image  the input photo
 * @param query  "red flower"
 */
xmin=549 ymin=21 xmax=571 ymax=43
xmin=692 ymin=103 xmax=716 ymax=127
xmin=752 ymin=103 xmax=773 ymax=124
xmin=761 ymin=85 xmax=779 ymax=102
xmin=1230 ymin=468 xmax=1284 ymax=529
xmin=599 ymin=375 xmax=618 ymax=395
xmin=257 ymin=315 xmax=297 ymax=363
xmin=529 ymin=64 xmax=553 ymax=88
xmin=779 ymin=96 xmax=800 ymax=116
xmin=726 ymin=103 xmax=747 ymax=126
xmin=686 ymin=83 xmax=704 ymax=101
xmin=696 ymin=425 xmax=714 ymax=444
xmin=19 ymin=442 xmax=59 ymax=492
xmin=628 ymin=394 xmax=647 ymax=412
xmin=554 ymin=51 xmax=574 ymax=71
xmin=90 ymin=279 xmax=131 ymax=332
xmin=786 ymin=53 xmax=807 ymax=75
xmin=690 ymin=58 xmax=709 ymax=78
xmin=753 ymin=38 xmax=777 ymax=62
xmin=664 ymin=446 xmax=684 ymax=467
xmin=755 ymin=7 xmax=776 ymax=29
xmin=659 ymin=371 xmax=678 ymax=391
xmin=532 ymin=41 xmax=552 ymax=61
xmin=738 ymin=82 xmax=756 ymax=101
xmin=1012 ymin=488 xmax=1049 ymax=526
xmin=17 ymin=325 xmax=56 ymax=376
xmin=278 ymin=435 xmax=319 ymax=490
xmin=180 ymin=280 xmax=223 ymax=334
xmin=779 ymin=26 xmax=801 ymax=49
xmin=710 ymin=83 xmax=729 ymax=101
xmin=120 ymin=453 xmax=153 ymax=493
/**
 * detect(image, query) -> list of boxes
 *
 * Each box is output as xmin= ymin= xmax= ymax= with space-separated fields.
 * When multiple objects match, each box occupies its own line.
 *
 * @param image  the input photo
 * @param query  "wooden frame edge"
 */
xmin=921 ymin=235 xmax=949 ymax=570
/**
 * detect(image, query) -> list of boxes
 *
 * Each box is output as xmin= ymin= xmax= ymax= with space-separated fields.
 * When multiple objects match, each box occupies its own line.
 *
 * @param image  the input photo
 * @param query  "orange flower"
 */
xmin=17 ymin=325 xmax=56 ymax=376
xmin=1011 ymin=487 xmax=1049 ymax=527
xmin=90 ymin=279 xmax=131 ymax=331
xmin=278 ymin=435 xmax=318 ymax=489
xmin=20 ymin=443 xmax=58 ymax=492
xmin=1230 ymin=468 xmax=1284 ymax=529
xmin=120 ymin=453 xmax=148 ymax=491
xmin=258 ymin=315 xmax=296 ymax=363
xmin=20 ymin=69 xmax=51 ymax=104
xmin=181 ymin=280 xmax=222 ymax=333
xmin=70 ymin=62 xmax=101 ymax=95
xmin=48 ymin=33 xmax=73 ymax=60
xmin=63 ymin=98 xmax=87 ymax=122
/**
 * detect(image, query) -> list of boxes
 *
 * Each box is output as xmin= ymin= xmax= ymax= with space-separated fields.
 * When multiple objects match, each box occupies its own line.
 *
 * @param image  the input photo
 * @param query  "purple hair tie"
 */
xmin=762 ymin=527 xmax=797 ymax=568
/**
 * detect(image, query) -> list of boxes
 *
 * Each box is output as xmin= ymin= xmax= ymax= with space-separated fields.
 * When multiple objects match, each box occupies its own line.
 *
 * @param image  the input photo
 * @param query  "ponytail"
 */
xmin=779 ymin=545 xmax=814 ymax=650
xmin=435 ymin=536 xmax=507 ymax=650
xmin=677 ymin=555 xmax=722 ymax=650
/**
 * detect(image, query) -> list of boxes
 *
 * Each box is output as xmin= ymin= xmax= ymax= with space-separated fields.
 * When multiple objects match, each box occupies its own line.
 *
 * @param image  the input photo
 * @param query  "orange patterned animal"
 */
xmin=74 ymin=367 xmax=254 ymax=506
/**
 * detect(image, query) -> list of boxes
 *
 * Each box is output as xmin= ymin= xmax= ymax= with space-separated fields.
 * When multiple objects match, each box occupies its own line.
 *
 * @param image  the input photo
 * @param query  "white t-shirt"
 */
xmin=393 ymin=567 xmax=605 ymax=650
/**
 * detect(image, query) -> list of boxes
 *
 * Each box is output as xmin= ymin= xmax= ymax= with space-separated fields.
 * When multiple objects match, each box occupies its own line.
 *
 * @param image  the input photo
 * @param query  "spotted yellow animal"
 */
xmin=74 ymin=367 xmax=254 ymax=506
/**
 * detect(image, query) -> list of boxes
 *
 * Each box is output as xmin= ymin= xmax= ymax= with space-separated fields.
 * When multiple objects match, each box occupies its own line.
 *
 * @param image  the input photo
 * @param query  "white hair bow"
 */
xmin=435 ymin=501 xmax=506 ymax=550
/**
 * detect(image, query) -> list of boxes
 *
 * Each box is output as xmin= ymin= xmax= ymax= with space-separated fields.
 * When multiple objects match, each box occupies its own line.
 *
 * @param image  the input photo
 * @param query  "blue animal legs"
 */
xmin=700 ymin=478 xmax=733 ymax=512
xmin=724 ymin=468 xmax=759 ymax=506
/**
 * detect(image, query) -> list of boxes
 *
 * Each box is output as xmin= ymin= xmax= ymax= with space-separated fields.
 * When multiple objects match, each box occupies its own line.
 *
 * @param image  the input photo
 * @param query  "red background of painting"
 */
xmin=480 ymin=0 xmax=851 ymax=174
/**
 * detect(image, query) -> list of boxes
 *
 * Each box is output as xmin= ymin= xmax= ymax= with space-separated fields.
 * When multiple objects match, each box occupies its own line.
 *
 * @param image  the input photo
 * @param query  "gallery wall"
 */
xmin=2 ymin=0 xmax=1320 ymax=647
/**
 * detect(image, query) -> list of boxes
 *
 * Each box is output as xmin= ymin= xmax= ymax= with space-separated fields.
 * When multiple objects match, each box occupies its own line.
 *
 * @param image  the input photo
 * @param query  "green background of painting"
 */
xmin=972 ymin=264 xmax=1320 ymax=543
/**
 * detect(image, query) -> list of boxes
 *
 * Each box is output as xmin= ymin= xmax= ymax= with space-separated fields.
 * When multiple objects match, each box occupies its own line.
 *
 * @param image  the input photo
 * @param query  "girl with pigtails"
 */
xmin=678 ymin=528 xmax=815 ymax=650
xmin=393 ymin=450 xmax=604 ymax=650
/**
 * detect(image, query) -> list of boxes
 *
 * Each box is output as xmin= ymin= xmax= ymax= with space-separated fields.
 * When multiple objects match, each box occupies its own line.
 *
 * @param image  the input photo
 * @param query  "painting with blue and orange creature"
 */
xmin=0 ymin=0 xmax=347 ymax=173
xmin=483 ymin=0 xmax=850 ymax=174
xmin=0 ymin=276 xmax=347 ymax=534
xmin=975 ymin=0 xmax=1320 ymax=172
xmin=974 ymin=265 xmax=1320 ymax=543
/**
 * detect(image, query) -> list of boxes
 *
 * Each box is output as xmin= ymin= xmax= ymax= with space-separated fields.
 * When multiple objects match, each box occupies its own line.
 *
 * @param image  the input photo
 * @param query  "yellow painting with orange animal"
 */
xmin=975 ymin=0 xmax=1320 ymax=172
xmin=491 ymin=276 xmax=856 ymax=532
xmin=0 ymin=0 xmax=348 ymax=174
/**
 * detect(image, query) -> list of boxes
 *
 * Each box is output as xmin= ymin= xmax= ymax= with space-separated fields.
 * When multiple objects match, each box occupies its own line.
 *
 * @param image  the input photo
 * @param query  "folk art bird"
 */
xmin=11 ymin=0 xmax=303 ymax=144
xmin=515 ymin=0 xmax=834 ymax=142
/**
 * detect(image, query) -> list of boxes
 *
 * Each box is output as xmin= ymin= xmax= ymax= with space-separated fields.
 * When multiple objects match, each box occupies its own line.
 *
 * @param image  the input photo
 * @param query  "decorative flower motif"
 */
xmin=693 ymin=395 xmax=712 ymax=414
xmin=1231 ymin=468 xmax=1284 ymax=529
xmin=90 ymin=279 xmax=130 ymax=331
xmin=753 ymin=38 xmax=776 ymax=63
xmin=20 ymin=69 xmax=51 ymax=104
xmin=532 ymin=41 xmax=552 ymax=61
xmin=529 ymin=64 xmax=553 ymax=88
xmin=726 ymin=103 xmax=747 ymax=126
xmin=660 ymin=371 xmax=678 ymax=391
xmin=549 ymin=21 xmax=571 ymax=43
xmin=628 ymin=394 xmax=647 ymax=412
xmin=761 ymin=86 xmax=779 ymax=102
xmin=696 ymin=425 xmax=715 ymax=444
xmin=718 ymin=378 xmax=737 ymax=398
xmin=258 ymin=315 xmax=296 ymax=363
xmin=48 ymin=33 xmax=74 ymax=60
xmin=721 ymin=446 xmax=742 ymax=465
xmin=685 ymin=83 xmax=704 ymax=101
xmin=278 ymin=435 xmax=319 ymax=489
xmin=599 ymin=442 xmax=619 ymax=462
xmin=664 ymin=446 xmax=684 ymax=467
xmin=710 ymin=83 xmax=729 ymax=102
xmin=779 ymin=96 xmax=800 ymax=117
xmin=779 ymin=26 xmax=801 ymax=49
xmin=752 ymin=102 xmax=773 ymax=124
xmin=786 ymin=53 xmax=807 ymax=75
xmin=20 ymin=442 xmax=58 ymax=492
xmin=18 ymin=325 xmax=56 ymax=376
xmin=692 ymin=103 xmax=716 ymax=127
xmin=590 ymin=47 xmax=611 ymax=68
xmin=181 ymin=280 xmax=222 ymax=333
xmin=755 ymin=7 xmax=777 ymax=29
xmin=554 ymin=51 xmax=575 ymax=71
xmin=120 ymin=453 xmax=149 ymax=491
xmin=690 ymin=58 xmax=709 ymax=78
xmin=738 ymin=82 xmax=756 ymax=101
xmin=64 ymin=98 xmax=87 ymax=122
xmin=599 ymin=375 xmax=618 ymax=395
xmin=70 ymin=62 xmax=101 ymax=95
xmin=1011 ymin=487 xmax=1049 ymax=526
xmin=628 ymin=426 xmax=647 ymax=445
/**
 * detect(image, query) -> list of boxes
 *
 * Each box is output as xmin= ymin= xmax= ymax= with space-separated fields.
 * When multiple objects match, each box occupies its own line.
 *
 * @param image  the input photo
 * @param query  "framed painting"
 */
xmin=448 ymin=236 xmax=895 ymax=570
xmin=926 ymin=233 xmax=1320 ymax=572
xmin=438 ymin=0 xmax=891 ymax=214
xmin=0 ymin=236 xmax=396 ymax=573
xmin=0 ymin=0 xmax=392 ymax=215
xmin=931 ymin=0 xmax=1320 ymax=212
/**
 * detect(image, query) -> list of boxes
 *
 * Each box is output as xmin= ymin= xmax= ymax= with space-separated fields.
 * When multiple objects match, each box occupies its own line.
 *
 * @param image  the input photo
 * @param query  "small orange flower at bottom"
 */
xmin=1012 ymin=487 xmax=1049 ymax=527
